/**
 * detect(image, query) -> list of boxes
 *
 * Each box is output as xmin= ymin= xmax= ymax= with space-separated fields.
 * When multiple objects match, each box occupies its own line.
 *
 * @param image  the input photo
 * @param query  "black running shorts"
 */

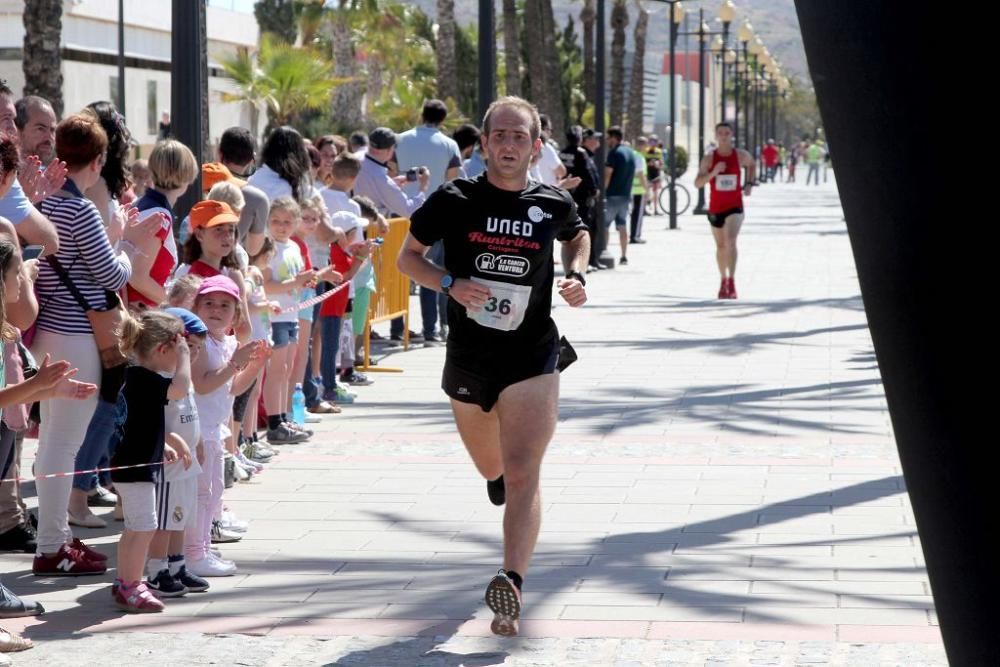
xmin=443 ymin=334 xmax=564 ymax=412
xmin=708 ymin=207 xmax=744 ymax=228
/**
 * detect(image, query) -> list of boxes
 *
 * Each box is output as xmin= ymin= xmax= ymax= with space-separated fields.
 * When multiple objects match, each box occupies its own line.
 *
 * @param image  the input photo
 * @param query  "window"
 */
xmin=147 ymin=81 xmax=158 ymax=135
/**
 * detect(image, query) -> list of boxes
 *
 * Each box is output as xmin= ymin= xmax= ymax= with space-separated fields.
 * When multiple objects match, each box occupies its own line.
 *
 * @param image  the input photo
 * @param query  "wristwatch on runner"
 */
xmin=440 ymin=273 xmax=454 ymax=294
xmin=566 ymin=270 xmax=586 ymax=286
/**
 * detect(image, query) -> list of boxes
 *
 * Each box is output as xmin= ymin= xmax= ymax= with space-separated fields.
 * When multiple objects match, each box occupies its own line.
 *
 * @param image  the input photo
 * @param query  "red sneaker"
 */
xmin=112 ymin=581 xmax=165 ymax=613
xmin=71 ymin=538 xmax=108 ymax=562
xmin=727 ymin=277 xmax=738 ymax=299
xmin=32 ymin=543 xmax=107 ymax=576
xmin=718 ymin=277 xmax=730 ymax=299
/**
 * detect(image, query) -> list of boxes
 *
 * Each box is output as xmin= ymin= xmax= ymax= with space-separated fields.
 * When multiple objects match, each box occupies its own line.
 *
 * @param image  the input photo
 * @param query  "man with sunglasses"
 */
xmin=217 ymin=127 xmax=267 ymax=257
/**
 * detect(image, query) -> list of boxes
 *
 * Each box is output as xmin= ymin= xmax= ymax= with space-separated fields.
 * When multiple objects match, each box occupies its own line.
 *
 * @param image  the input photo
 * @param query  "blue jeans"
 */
xmin=806 ymin=163 xmax=820 ymax=185
xmin=319 ymin=315 xmax=343 ymax=394
xmin=73 ymin=393 xmax=126 ymax=492
xmin=420 ymin=287 xmax=448 ymax=337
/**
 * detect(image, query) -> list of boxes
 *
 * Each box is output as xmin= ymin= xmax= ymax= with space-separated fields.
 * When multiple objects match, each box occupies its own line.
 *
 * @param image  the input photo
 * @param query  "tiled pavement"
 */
xmin=2 ymin=175 xmax=947 ymax=665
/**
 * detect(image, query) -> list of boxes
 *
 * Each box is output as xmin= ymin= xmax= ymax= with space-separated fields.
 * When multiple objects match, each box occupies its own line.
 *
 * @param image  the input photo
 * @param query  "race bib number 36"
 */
xmin=468 ymin=277 xmax=532 ymax=332
xmin=716 ymin=174 xmax=738 ymax=191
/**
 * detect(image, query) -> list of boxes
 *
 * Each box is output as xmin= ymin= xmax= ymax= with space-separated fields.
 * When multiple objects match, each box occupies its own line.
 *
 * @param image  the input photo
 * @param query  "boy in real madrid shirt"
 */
xmin=145 ymin=308 xmax=211 ymax=597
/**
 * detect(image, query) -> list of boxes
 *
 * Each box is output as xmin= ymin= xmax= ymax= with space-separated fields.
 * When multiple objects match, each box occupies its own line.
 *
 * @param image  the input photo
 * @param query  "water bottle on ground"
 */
xmin=292 ymin=384 xmax=306 ymax=426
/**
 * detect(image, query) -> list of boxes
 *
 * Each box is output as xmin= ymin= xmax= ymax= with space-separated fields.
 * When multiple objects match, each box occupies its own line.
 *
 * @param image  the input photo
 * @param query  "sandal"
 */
xmin=0 ymin=626 xmax=33 ymax=652
xmin=307 ymin=401 xmax=341 ymax=414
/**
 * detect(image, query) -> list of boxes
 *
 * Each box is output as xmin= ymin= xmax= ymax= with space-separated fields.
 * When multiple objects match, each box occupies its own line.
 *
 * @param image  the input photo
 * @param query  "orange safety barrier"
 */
xmin=360 ymin=217 xmax=411 ymax=372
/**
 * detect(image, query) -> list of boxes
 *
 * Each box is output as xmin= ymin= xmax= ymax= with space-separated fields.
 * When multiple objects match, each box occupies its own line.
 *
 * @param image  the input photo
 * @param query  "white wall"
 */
xmin=0 ymin=2 xmax=258 ymax=154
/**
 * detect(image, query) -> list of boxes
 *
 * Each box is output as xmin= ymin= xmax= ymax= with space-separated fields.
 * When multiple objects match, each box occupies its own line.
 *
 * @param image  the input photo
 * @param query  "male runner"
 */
xmin=397 ymin=96 xmax=590 ymax=637
xmin=694 ymin=121 xmax=755 ymax=299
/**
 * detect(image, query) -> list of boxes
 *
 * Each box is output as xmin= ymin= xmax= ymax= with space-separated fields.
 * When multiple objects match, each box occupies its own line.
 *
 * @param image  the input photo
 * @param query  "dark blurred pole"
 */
xmin=117 ymin=0 xmax=125 ymax=112
xmin=596 ymin=0 xmax=609 ymax=264
xmin=795 ymin=2 xmax=995 ymax=664
xmin=171 ymin=0 xmax=205 ymax=221
xmin=693 ymin=9 xmax=708 ymax=215
xmin=667 ymin=2 xmax=678 ymax=230
xmin=478 ymin=0 xmax=496 ymax=123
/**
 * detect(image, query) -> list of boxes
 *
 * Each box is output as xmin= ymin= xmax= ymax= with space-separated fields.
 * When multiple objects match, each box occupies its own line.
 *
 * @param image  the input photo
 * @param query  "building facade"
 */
xmin=0 ymin=0 xmax=258 ymax=154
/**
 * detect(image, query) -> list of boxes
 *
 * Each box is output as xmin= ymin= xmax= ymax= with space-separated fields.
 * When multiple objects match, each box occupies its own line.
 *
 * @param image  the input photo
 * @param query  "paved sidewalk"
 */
xmin=3 ymin=175 xmax=947 ymax=665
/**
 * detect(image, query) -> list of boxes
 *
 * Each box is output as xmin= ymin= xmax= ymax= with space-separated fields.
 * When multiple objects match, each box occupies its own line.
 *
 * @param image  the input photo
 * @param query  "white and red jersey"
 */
xmin=708 ymin=149 xmax=743 ymax=214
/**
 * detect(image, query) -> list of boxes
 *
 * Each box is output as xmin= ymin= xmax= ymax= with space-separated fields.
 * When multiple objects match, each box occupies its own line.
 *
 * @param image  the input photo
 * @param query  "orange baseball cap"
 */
xmin=201 ymin=162 xmax=246 ymax=193
xmin=190 ymin=200 xmax=240 ymax=231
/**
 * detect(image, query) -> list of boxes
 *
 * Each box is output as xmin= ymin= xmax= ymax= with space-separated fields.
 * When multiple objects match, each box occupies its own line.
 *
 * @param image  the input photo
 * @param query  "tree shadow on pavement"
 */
xmin=325 ymin=638 xmax=509 ymax=667
xmin=325 ymin=474 xmax=918 ymax=666
xmin=556 ymin=378 xmax=887 ymax=437
xmin=573 ymin=323 xmax=869 ymax=355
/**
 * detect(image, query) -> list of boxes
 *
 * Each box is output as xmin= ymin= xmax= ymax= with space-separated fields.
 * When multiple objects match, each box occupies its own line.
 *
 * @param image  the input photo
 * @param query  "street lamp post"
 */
xmin=478 ymin=0 xmax=495 ymax=124
xmin=718 ymin=0 xmax=734 ymax=122
xmin=728 ymin=48 xmax=738 ymax=142
xmin=117 ymin=0 xmax=125 ymax=112
xmin=171 ymin=0 xmax=205 ymax=219
xmin=691 ymin=5 xmax=732 ymax=215
xmin=666 ymin=1 xmax=684 ymax=231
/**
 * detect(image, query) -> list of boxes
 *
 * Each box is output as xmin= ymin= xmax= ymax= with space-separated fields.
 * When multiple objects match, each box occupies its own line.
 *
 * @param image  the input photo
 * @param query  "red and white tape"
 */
xmin=279 ymin=282 xmax=350 ymax=315
xmin=1 ymin=460 xmax=174 ymax=484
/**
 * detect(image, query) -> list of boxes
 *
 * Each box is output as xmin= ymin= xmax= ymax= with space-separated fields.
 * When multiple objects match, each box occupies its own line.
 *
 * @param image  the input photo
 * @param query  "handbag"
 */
xmin=45 ymin=253 xmax=128 ymax=370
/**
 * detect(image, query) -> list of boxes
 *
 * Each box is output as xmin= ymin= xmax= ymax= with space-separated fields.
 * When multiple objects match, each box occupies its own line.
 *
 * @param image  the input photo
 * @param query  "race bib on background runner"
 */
xmin=716 ymin=174 xmax=738 ymax=191
xmin=468 ymin=276 xmax=532 ymax=332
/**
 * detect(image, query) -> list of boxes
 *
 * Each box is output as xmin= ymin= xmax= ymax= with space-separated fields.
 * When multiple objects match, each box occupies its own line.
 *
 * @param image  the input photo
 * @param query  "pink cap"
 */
xmin=196 ymin=274 xmax=240 ymax=300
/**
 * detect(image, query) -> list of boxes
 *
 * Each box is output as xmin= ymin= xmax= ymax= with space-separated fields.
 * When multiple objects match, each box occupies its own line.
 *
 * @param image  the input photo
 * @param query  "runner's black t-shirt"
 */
xmin=410 ymin=175 xmax=587 ymax=346
xmin=110 ymin=365 xmax=172 ymax=484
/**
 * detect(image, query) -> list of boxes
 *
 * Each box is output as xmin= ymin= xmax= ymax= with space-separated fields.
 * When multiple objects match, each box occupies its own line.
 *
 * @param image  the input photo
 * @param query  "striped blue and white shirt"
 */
xmin=35 ymin=178 xmax=131 ymax=335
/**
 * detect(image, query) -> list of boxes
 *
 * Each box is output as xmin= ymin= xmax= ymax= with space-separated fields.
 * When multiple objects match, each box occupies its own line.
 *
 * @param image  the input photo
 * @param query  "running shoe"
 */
xmin=87 ymin=485 xmax=118 ymax=507
xmin=145 ymin=569 xmax=188 ymax=598
xmin=32 ymin=543 xmax=106 ymax=576
xmin=266 ymin=423 xmax=309 ymax=444
xmin=175 ymin=565 xmax=210 ymax=593
xmin=71 ymin=538 xmax=108 ymax=562
xmin=340 ymin=370 xmax=374 ymax=386
xmin=112 ymin=581 xmax=164 ymax=613
xmin=187 ymin=554 xmax=237 ymax=577
xmin=726 ymin=276 xmax=738 ymax=299
xmin=484 ymin=570 xmax=521 ymax=637
xmin=210 ymin=519 xmax=242 ymax=544
xmin=285 ymin=421 xmax=313 ymax=438
xmin=718 ymin=277 xmax=730 ymax=299
xmin=486 ymin=475 xmax=506 ymax=506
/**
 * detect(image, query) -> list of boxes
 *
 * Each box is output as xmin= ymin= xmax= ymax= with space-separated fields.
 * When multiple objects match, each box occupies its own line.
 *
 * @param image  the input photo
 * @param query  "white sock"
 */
xmin=146 ymin=557 xmax=168 ymax=580
xmin=167 ymin=554 xmax=184 ymax=576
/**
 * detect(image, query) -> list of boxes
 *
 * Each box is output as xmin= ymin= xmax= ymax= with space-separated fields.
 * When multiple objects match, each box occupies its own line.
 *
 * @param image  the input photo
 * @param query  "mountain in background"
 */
xmin=406 ymin=0 xmax=809 ymax=82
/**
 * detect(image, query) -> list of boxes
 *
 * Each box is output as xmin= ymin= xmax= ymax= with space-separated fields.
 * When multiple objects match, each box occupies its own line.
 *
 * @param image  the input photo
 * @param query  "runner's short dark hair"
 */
xmin=716 ymin=121 xmax=734 ymax=131
xmin=607 ymin=126 xmax=624 ymax=140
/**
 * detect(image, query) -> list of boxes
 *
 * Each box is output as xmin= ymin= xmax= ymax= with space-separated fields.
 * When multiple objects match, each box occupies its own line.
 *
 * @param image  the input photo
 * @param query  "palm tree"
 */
xmin=625 ymin=1 xmax=648 ymax=141
xmin=523 ymin=0 xmax=546 ymax=110
xmin=22 ymin=0 xmax=64 ymax=116
xmin=502 ymin=0 xmax=521 ymax=97
xmin=540 ymin=0 xmax=566 ymax=138
xmin=436 ymin=0 xmax=458 ymax=102
xmin=330 ymin=0 xmax=364 ymax=131
xmin=221 ymin=35 xmax=335 ymax=130
xmin=219 ymin=46 xmax=271 ymax=138
xmin=610 ymin=0 xmax=628 ymax=128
